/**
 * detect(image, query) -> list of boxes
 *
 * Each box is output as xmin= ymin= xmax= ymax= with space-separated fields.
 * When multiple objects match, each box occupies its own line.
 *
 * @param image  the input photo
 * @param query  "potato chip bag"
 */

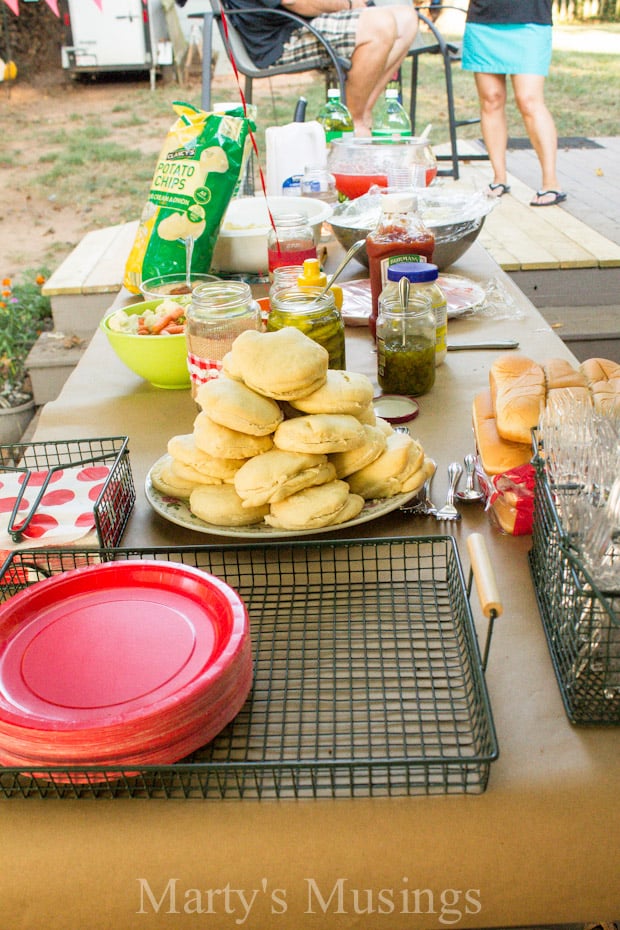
xmin=124 ymin=101 xmax=253 ymax=294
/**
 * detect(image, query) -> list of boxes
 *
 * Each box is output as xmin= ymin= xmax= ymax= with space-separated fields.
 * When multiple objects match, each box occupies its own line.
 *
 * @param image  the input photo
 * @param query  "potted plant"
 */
xmin=0 ymin=270 xmax=52 ymax=443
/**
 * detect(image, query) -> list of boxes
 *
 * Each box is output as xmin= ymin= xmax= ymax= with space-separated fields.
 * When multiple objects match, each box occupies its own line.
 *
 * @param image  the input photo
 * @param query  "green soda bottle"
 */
xmin=317 ymin=88 xmax=354 ymax=142
xmin=372 ymin=88 xmax=412 ymax=138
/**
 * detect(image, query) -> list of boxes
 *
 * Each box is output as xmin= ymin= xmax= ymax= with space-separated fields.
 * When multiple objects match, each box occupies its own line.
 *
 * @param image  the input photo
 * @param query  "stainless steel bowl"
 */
xmin=328 ymin=189 xmax=497 ymax=271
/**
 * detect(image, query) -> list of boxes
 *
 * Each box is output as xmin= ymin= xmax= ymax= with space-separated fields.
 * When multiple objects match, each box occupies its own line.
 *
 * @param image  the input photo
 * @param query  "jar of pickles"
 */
xmin=186 ymin=280 xmax=261 ymax=397
xmin=267 ymin=286 xmax=346 ymax=370
xmin=376 ymin=288 xmax=435 ymax=396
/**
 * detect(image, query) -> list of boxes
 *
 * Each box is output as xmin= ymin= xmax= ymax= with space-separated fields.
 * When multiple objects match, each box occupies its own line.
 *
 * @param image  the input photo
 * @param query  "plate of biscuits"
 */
xmin=145 ymin=463 xmax=422 ymax=539
xmin=145 ymin=327 xmax=435 ymax=538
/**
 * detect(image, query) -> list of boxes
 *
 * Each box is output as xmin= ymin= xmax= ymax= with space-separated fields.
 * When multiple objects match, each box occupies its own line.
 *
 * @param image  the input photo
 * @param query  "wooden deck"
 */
xmin=442 ymin=140 xmax=620 ymax=272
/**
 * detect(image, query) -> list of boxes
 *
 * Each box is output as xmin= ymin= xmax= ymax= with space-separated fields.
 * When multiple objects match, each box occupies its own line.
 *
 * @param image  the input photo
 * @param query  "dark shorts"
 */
xmin=277 ymin=11 xmax=361 ymax=68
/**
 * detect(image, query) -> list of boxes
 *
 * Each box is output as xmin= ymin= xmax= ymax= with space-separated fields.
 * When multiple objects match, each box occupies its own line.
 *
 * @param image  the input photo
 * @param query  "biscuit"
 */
xmin=289 ymin=369 xmax=374 ymax=416
xmin=193 ymin=411 xmax=274 ymax=459
xmin=189 ymin=484 xmax=269 ymax=527
xmin=167 ymin=433 xmax=248 ymax=480
xmin=196 ymin=376 xmax=283 ymax=436
xmin=223 ymin=328 xmax=329 ymax=400
xmin=234 ymin=449 xmax=336 ymax=507
xmin=265 ymin=480 xmax=364 ymax=530
xmin=273 ymin=413 xmax=366 ymax=455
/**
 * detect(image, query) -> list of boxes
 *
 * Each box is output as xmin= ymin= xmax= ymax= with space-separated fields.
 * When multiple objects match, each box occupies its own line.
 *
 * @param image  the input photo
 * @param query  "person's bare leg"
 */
xmin=512 ymin=73 xmax=562 ymax=202
xmin=347 ymin=5 xmax=418 ymax=134
xmin=474 ymin=71 xmax=509 ymax=194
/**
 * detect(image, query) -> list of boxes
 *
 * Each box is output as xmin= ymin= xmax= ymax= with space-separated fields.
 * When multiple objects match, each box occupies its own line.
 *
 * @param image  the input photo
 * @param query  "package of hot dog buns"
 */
xmin=472 ymin=354 xmax=620 ymax=535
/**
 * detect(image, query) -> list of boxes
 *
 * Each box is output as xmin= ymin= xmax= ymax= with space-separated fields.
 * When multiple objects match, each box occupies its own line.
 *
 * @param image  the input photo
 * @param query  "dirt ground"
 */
xmin=0 ymin=70 xmax=168 ymax=281
xmin=0 ymin=65 xmax=307 ymax=283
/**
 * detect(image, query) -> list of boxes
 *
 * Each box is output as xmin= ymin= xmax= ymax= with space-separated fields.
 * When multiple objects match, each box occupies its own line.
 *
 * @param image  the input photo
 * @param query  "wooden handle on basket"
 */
xmin=467 ymin=533 xmax=503 ymax=619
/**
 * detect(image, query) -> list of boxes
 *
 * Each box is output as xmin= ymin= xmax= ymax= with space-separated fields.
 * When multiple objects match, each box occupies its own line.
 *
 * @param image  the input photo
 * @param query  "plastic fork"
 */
xmin=435 ymin=462 xmax=463 ymax=521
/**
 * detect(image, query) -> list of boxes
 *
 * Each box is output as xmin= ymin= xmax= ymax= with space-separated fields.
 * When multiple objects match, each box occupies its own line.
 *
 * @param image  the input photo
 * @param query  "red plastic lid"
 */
xmin=0 ymin=560 xmax=248 ymax=733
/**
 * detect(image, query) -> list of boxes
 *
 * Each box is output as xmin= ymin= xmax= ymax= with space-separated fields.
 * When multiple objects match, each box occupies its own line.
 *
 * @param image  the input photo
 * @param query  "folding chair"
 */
xmin=190 ymin=0 xmax=350 ymax=113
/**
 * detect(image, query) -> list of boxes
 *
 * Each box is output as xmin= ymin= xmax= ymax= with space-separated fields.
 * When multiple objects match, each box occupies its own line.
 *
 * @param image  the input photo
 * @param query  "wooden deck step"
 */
xmin=42 ymin=221 xmax=139 ymax=337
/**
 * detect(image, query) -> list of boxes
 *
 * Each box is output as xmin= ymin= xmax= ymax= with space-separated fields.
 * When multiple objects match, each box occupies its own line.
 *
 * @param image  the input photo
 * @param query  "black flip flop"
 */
xmin=487 ymin=183 xmax=511 ymax=197
xmin=530 ymin=190 xmax=567 ymax=207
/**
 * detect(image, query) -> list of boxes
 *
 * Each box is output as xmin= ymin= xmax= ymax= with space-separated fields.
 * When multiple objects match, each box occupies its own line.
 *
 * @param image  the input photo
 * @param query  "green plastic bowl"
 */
xmin=100 ymin=300 xmax=190 ymax=390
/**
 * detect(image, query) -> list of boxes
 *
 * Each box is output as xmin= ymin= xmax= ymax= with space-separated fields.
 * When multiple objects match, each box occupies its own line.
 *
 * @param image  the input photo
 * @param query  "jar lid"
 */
xmin=372 ymin=394 xmax=420 ymax=424
xmin=387 ymin=261 xmax=439 ymax=283
xmin=380 ymin=192 xmax=417 ymax=214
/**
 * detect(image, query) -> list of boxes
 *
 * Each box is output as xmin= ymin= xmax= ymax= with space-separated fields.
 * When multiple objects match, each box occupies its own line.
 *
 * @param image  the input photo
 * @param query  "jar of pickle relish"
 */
xmin=376 ymin=288 xmax=435 ymax=396
xmin=267 ymin=286 xmax=346 ymax=370
xmin=382 ymin=261 xmax=447 ymax=366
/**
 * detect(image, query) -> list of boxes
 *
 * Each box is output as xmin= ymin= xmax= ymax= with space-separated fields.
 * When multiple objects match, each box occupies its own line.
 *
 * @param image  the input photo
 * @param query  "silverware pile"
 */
xmin=400 ymin=454 xmax=485 ymax=522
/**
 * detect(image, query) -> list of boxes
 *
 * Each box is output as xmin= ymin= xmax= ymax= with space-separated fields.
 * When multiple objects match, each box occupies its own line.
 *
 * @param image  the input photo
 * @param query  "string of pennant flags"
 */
xmin=2 ymin=0 xmax=104 ymax=14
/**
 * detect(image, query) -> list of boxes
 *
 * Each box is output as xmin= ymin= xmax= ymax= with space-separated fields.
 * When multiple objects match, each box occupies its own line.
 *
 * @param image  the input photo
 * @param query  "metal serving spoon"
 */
xmin=317 ymin=239 xmax=366 ymax=298
xmin=455 ymin=453 xmax=484 ymax=502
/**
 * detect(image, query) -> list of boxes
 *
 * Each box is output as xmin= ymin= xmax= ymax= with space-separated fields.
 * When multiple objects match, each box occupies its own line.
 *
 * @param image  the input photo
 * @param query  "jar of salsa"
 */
xmin=267 ymin=286 xmax=346 ymax=370
xmin=267 ymin=213 xmax=317 ymax=279
xmin=366 ymin=192 xmax=435 ymax=338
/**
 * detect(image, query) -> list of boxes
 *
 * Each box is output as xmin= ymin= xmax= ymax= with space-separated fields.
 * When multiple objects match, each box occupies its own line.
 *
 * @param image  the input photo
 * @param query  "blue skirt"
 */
xmin=462 ymin=23 xmax=552 ymax=76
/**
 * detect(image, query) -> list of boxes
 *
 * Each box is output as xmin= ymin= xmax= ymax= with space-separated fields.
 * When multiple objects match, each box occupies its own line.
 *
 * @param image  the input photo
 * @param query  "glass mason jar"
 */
xmin=186 ymin=280 xmax=261 ymax=397
xmin=376 ymin=290 xmax=435 ymax=396
xmin=267 ymin=213 xmax=317 ymax=278
xmin=269 ymin=264 xmax=305 ymax=301
xmin=267 ymin=286 xmax=346 ymax=370
xmin=384 ymin=261 xmax=447 ymax=366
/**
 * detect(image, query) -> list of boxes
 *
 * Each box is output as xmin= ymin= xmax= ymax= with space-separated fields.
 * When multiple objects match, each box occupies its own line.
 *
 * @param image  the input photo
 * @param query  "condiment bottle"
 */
xmin=298 ymin=258 xmax=343 ymax=310
xmin=366 ymin=192 xmax=435 ymax=339
xmin=186 ymin=281 xmax=261 ymax=398
xmin=376 ymin=286 xmax=435 ymax=396
xmin=384 ymin=261 xmax=447 ymax=365
xmin=267 ymin=213 xmax=317 ymax=278
xmin=267 ymin=286 xmax=346 ymax=370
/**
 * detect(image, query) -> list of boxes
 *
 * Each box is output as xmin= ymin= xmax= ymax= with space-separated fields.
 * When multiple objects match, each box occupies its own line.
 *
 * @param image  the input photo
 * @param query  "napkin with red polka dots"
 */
xmin=0 ymin=462 xmax=109 ymax=552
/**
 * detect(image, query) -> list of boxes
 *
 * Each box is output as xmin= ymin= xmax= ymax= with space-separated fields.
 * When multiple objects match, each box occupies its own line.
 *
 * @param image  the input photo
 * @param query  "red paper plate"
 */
xmin=0 ymin=561 xmax=250 ymax=744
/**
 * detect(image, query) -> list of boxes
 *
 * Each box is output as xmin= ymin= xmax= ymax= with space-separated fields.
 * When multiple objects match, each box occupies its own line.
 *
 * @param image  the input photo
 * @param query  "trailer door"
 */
xmin=67 ymin=0 xmax=150 ymax=69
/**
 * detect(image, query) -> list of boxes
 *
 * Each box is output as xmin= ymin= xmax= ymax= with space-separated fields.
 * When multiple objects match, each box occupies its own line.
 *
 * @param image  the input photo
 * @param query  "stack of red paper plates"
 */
xmin=0 ymin=561 xmax=252 ymax=770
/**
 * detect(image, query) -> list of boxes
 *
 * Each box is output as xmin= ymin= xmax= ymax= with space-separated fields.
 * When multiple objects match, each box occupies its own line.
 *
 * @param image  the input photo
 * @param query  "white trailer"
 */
xmin=59 ymin=0 xmax=175 ymax=88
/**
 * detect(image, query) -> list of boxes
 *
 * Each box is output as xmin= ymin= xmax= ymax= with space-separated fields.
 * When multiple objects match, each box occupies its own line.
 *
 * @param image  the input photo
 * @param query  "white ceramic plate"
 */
xmin=436 ymin=274 xmax=486 ymax=318
xmin=145 ymin=457 xmax=418 ymax=540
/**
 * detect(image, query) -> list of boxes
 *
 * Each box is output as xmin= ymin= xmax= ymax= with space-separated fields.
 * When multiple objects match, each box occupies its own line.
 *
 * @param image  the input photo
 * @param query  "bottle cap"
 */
xmin=385 ymin=88 xmax=400 ymax=99
xmin=380 ymin=192 xmax=416 ymax=214
xmin=299 ymin=258 xmax=327 ymax=288
xmin=387 ymin=261 xmax=439 ymax=283
xmin=327 ymin=88 xmax=341 ymax=98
